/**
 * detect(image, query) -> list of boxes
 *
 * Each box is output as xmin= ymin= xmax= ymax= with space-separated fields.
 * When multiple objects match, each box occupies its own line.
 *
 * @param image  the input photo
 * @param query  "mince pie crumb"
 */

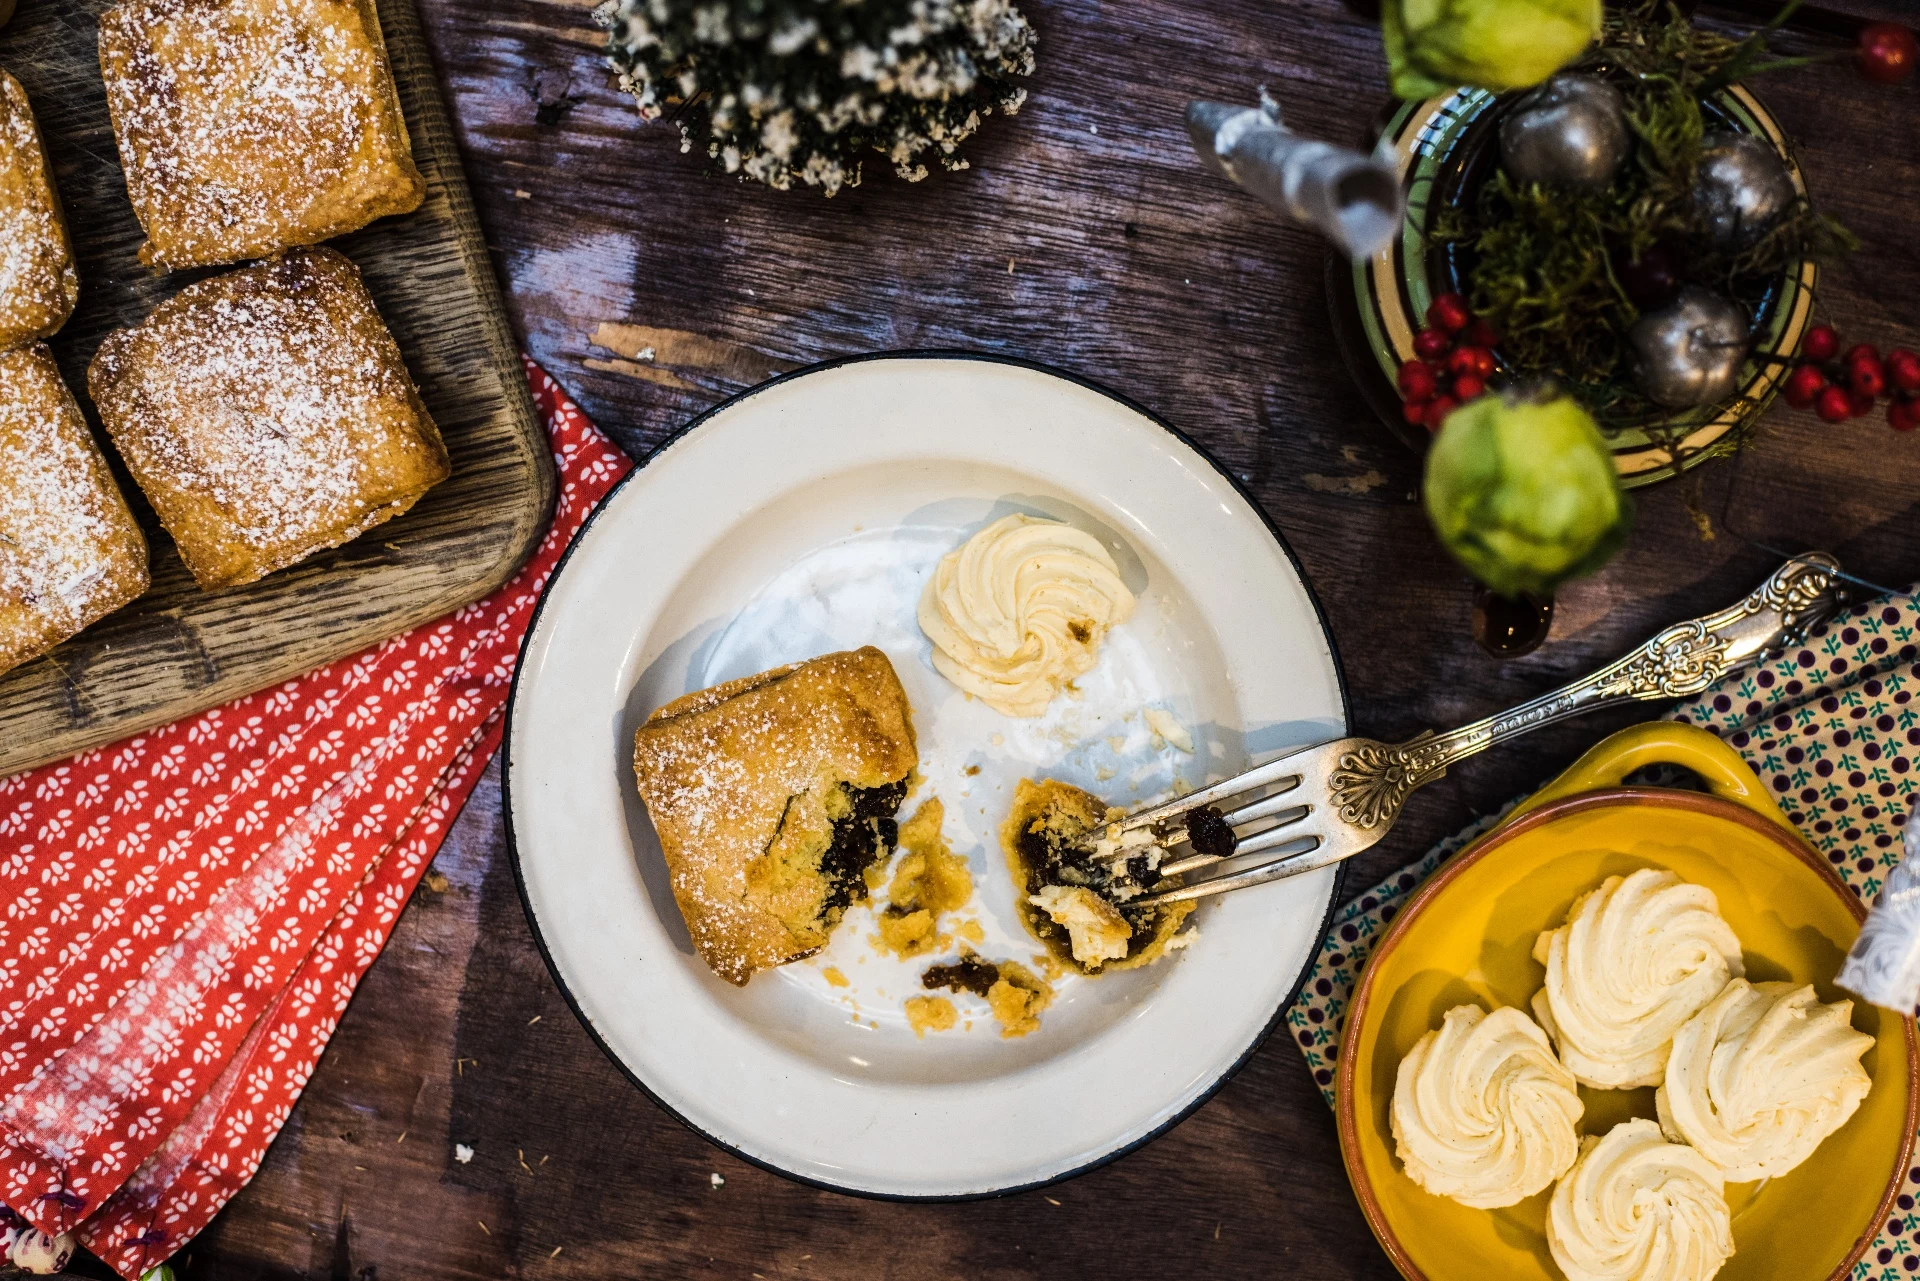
xmin=874 ymin=796 xmax=973 ymax=958
xmin=904 ymin=995 xmax=958 ymax=1038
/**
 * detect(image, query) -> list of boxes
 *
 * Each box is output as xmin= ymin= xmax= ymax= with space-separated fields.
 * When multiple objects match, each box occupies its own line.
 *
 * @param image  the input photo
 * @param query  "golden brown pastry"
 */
xmin=1000 ymin=778 xmax=1195 ymax=975
xmin=632 ymin=648 xmax=919 ymax=985
xmin=87 ymin=247 xmax=449 ymax=591
xmin=0 ymin=70 xmax=78 ymax=347
xmin=873 ymin=797 xmax=973 ymax=958
xmin=98 ymin=0 xmax=425 ymax=270
xmin=0 ymin=345 xmax=149 ymax=678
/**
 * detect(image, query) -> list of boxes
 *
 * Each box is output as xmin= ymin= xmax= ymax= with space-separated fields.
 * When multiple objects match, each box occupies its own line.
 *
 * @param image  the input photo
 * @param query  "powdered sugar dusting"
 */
xmin=88 ymin=248 xmax=448 ymax=589
xmin=0 ymin=72 xmax=77 ymax=346
xmin=646 ymin=723 xmax=753 ymax=852
xmin=0 ymin=347 xmax=148 ymax=672
xmin=643 ymin=671 xmax=869 ymax=848
xmin=99 ymin=0 xmax=424 ymax=268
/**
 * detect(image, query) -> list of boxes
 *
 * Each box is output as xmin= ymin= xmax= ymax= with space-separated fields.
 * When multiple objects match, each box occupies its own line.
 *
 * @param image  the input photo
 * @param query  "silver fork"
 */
xmin=1124 ymin=554 xmax=1848 ymax=907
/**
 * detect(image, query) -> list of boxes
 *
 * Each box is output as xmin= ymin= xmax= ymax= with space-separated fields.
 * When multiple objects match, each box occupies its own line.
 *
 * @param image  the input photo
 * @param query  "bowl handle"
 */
xmin=1502 ymin=721 xmax=1796 ymax=832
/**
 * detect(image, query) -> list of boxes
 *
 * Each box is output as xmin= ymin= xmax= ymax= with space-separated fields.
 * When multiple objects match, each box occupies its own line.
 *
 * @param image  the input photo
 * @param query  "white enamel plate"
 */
xmin=505 ymin=355 xmax=1348 ymax=1196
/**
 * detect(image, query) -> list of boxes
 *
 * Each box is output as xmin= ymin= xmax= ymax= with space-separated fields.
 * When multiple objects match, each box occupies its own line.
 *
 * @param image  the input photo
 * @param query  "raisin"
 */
xmin=1185 ymin=805 xmax=1237 ymax=859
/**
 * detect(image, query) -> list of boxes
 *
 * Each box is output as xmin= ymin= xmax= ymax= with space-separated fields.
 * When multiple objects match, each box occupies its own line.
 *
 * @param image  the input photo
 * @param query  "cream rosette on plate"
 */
xmin=1532 ymin=869 xmax=1745 ymax=1089
xmin=1655 ymin=979 xmax=1873 ymax=1183
xmin=1548 ymin=1118 xmax=1734 ymax=1281
xmin=1390 ymin=1004 xmax=1584 ymax=1208
xmin=917 ymin=513 xmax=1135 ymax=717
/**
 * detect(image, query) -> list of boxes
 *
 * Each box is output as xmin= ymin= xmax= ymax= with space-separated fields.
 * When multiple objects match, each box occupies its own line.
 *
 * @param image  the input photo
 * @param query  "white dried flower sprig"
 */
xmin=596 ymin=0 xmax=1036 ymax=195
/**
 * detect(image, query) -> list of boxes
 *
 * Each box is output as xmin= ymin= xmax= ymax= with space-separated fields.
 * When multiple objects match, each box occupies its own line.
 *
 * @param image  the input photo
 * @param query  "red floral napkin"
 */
xmin=0 ymin=362 xmax=630 ymax=1280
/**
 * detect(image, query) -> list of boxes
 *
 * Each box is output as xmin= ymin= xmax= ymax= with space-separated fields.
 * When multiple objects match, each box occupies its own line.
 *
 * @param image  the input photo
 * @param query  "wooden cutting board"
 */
xmin=0 ymin=0 xmax=554 ymax=777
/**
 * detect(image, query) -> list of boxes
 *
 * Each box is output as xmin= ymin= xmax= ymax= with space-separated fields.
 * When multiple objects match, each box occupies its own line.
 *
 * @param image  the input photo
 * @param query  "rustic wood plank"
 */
xmin=89 ymin=0 xmax=1920 ymax=1277
xmin=0 ymin=0 xmax=554 ymax=776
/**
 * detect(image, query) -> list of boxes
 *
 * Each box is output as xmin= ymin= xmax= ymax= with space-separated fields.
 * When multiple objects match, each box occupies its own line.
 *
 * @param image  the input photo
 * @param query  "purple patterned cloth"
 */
xmin=1288 ymin=590 xmax=1920 ymax=1278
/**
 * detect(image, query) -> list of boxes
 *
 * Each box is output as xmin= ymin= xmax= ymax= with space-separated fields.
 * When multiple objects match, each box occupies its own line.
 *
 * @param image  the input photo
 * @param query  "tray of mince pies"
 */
xmin=0 ymin=0 xmax=551 ymax=777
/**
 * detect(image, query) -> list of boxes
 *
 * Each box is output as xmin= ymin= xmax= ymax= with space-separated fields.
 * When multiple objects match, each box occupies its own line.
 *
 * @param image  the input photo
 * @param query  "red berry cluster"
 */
xmin=1780 ymin=324 xmax=1920 ymax=432
xmin=1398 ymin=292 xmax=1499 ymax=432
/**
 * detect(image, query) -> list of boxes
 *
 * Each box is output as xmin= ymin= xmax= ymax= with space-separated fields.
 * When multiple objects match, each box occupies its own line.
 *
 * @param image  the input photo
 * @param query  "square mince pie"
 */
xmin=87 ymin=247 xmax=449 ymax=590
xmin=0 ymin=70 xmax=78 ymax=347
xmin=632 ymin=647 xmax=919 ymax=985
xmin=0 ymin=345 xmax=150 ymax=678
xmin=98 ymin=0 xmax=426 ymax=269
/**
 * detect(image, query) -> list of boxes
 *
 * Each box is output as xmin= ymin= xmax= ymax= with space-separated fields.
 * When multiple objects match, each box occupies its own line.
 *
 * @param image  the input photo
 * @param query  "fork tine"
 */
xmin=1220 ymin=791 xmax=1309 ymax=829
xmin=1117 ymin=755 xmax=1307 ymax=832
xmin=1154 ymin=804 xmax=1312 ymax=877
xmin=1225 ymin=809 xmax=1319 ymax=858
xmin=1130 ymin=833 xmax=1361 ymax=907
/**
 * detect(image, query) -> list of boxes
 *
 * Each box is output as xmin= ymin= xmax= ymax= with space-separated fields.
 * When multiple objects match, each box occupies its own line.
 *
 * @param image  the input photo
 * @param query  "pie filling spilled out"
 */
xmin=922 ymin=954 xmax=1002 ymax=997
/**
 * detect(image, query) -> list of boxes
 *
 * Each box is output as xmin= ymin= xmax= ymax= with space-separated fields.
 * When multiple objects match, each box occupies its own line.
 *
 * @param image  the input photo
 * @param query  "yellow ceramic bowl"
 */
xmin=1338 ymin=722 xmax=1918 ymax=1281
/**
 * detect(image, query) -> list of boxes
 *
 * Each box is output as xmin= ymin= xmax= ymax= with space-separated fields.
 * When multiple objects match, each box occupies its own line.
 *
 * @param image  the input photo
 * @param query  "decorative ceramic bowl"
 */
xmin=1337 ymin=721 xmax=1917 ymax=1281
xmin=1328 ymin=84 xmax=1817 ymax=488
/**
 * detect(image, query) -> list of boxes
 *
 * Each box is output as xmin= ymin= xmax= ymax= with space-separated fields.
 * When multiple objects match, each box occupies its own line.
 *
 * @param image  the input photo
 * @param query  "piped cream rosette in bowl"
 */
xmin=1655 ymin=979 xmax=1874 ymax=1183
xmin=1530 ymin=868 xmax=1744 ymax=1090
xmin=1338 ymin=722 xmax=1918 ymax=1281
xmin=1391 ymin=1004 xmax=1583 ymax=1208
xmin=1547 ymin=1119 xmax=1733 ymax=1281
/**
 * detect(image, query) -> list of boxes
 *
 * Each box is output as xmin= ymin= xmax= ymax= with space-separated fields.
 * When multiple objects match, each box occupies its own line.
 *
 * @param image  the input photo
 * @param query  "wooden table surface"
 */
xmin=151 ymin=0 xmax=1920 ymax=1276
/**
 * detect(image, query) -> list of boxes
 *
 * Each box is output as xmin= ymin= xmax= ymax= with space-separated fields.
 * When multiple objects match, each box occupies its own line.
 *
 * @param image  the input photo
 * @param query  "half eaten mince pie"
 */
xmin=632 ymin=647 xmax=918 ymax=985
xmin=1001 ymin=778 xmax=1195 ymax=974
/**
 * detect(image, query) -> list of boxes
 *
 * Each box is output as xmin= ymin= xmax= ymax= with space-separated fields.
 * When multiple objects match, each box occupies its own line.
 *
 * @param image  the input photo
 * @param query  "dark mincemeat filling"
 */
xmin=1184 ymin=804 xmax=1238 ymax=858
xmin=921 ymin=955 xmax=1001 ymax=997
xmin=818 ymin=779 xmax=908 ymax=914
xmin=1016 ymin=819 xmax=1165 ymax=959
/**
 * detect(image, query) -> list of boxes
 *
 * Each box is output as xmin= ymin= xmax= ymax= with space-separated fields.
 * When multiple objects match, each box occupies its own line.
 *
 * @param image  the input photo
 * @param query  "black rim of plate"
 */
xmin=500 ymin=349 xmax=1354 ymax=1202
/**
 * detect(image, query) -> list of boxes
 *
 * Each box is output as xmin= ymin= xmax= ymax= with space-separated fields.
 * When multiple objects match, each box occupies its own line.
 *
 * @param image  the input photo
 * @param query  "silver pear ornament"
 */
xmin=1628 ymin=287 xmax=1750 ymax=408
xmin=1499 ymin=73 xmax=1630 ymax=190
xmin=1693 ymin=133 xmax=1796 ymax=251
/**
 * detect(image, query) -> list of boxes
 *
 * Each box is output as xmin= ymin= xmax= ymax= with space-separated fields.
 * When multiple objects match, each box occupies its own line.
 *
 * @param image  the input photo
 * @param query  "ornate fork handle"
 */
xmin=1326 ymin=554 xmax=1847 ymax=831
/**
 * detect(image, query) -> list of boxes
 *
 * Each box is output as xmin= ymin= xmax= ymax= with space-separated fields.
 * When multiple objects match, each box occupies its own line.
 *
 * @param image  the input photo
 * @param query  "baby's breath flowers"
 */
xmin=597 ymin=0 xmax=1036 ymax=195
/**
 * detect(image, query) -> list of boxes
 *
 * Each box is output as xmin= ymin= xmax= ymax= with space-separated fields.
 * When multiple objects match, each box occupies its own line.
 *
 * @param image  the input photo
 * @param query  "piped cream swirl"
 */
xmin=1655 ymin=979 xmax=1873 ymax=1182
xmin=1532 ymin=869 xmax=1745 ymax=1089
xmin=917 ymin=514 xmax=1135 ymax=717
xmin=1548 ymin=1119 xmax=1733 ymax=1281
xmin=1391 ymin=1004 xmax=1583 ymax=1208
